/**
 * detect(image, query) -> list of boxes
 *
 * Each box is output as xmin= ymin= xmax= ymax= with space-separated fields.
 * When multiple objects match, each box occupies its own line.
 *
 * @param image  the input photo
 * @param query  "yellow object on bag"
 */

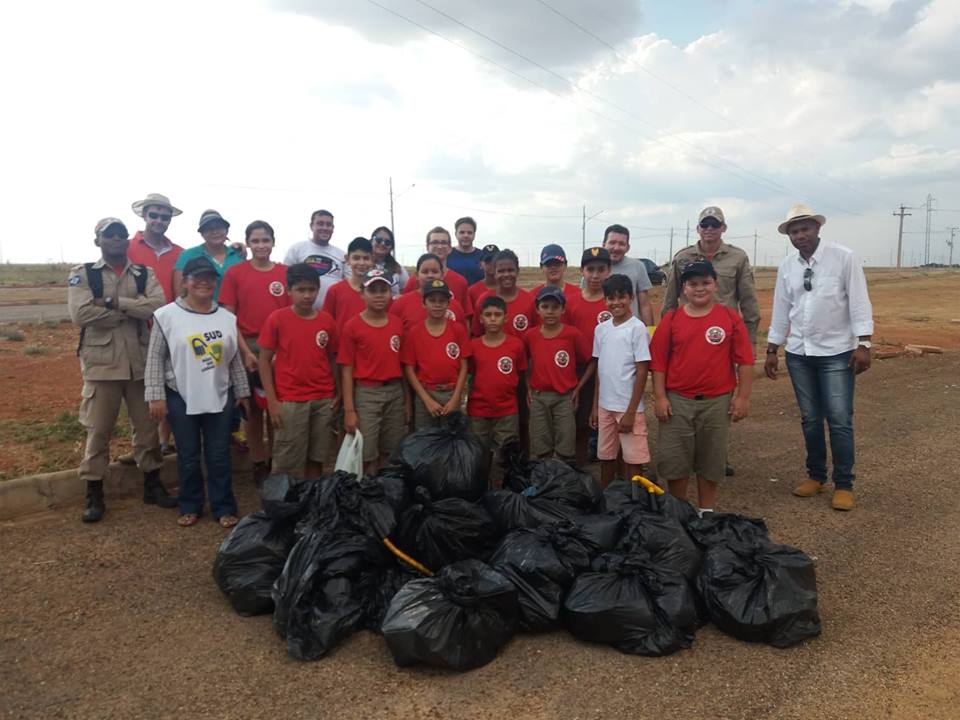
xmin=631 ymin=474 xmax=665 ymax=495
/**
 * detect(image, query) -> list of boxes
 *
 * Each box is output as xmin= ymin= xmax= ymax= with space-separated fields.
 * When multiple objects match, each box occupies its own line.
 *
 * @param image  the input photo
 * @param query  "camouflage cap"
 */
xmin=698 ymin=206 xmax=725 ymax=224
xmin=94 ymin=217 xmax=128 ymax=238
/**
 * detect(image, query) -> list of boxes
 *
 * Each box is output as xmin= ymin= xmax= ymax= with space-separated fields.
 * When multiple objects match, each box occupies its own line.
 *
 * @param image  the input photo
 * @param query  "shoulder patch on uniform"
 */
xmin=69 ymin=275 xmax=82 ymax=286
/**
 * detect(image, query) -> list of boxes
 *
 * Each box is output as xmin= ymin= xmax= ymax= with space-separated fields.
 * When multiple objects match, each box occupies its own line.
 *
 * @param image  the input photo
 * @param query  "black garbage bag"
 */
xmin=563 ymin=549 xmax=698 ymax=656
xmin=381 ymin=559 xmax=519 ymax=671
xmin=604 ymin=478 xmax=698 ymax=527
xmin=484 ymin=489 xmax=585 ymax=533
xmin=386 ymin=411 xmax=489 ymax=501
xmin=302 ymin=471 xmax=403 ymax=540
xmin=567 ymin=513 xmax=624 ymax=556
xmin=393 ymin=486 xmax=500 ymax=572
xmin=697 ymin=540 xmax=821 ymax=648
xmin=490 ymin=524 xmax=591 ymax=631
xmin=259 ymin=473 xmax=320 ymax=520
xmin=617 ymin=510 xmax=702 ymax=581
xmin=686 ymin=512 xmax=769 ymax=549
xmin=212 ymin=511 xmax=295 ymax=616
xmin=501 ymin=443 xmax=604 ymax=510
xmin=359 ymin=561 xmax=423 ymax=632
xmin=272 ymin=529 xmax=392 ymax=660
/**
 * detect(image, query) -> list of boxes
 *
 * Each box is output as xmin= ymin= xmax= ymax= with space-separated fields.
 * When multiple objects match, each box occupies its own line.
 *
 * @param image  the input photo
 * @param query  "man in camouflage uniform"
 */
xmin=68 ymin=217 xmax=176 ymax=522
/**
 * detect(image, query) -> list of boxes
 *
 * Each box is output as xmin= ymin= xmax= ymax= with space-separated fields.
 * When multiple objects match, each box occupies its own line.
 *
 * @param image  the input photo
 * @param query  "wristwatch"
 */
xmin=103 ymin=296 xmax=115 ymax=310
xmin=858 ymin=340 xmax=872 ymax=349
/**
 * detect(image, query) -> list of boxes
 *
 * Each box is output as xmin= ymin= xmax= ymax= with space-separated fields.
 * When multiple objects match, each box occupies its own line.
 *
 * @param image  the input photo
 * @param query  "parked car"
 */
xmin=640 ymin=258 xmax=666 ymax=285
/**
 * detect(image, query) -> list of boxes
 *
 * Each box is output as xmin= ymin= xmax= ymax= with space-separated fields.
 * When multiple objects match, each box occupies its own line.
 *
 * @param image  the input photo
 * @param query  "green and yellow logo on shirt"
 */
xmin=188 ymin=330 xmax=225 ymax=368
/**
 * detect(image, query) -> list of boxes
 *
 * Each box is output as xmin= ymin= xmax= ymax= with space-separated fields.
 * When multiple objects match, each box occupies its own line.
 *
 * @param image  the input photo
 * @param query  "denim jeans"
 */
xmin=165 ymin=388 xmax=237 ymax=518
xmin=785 ymin=351 xmax=856 ymax=489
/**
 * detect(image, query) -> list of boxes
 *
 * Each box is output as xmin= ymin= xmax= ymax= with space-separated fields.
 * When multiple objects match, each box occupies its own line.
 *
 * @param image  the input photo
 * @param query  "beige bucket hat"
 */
xmin=131 ymin=193 xmax=183 ymax=219
xmin=778 ymin=204 xmax=826 ymax=234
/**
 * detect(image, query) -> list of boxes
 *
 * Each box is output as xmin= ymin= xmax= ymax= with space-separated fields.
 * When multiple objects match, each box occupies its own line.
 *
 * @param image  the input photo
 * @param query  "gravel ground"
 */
xmin=1 ymin=354 xmax=959 ymax=720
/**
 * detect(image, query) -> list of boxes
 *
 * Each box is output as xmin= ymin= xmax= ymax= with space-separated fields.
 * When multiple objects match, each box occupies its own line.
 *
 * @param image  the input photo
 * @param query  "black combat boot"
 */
xmin=143 ymin=469 xmax=177 ymax=508
xmin=82 ymin=481 xmax=105 ymax=523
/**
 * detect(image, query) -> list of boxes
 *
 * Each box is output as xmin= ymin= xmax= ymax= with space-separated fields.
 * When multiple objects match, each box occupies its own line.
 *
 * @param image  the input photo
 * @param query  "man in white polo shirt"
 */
xmin=764 ymin=205 xmax=873 ymax=512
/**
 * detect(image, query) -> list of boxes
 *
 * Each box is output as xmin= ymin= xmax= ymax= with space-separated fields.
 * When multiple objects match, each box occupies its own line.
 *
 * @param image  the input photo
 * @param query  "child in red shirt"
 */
xmin=323 ymin=237 xmax=375 ymax=337
xmin=390 ymin=253 xmax=468 ymax=331
xmin=467 ymin=244 xmax=500 ymax=311
xmin=530 ymin=244 xmax=581 ymax=321
xmin=219 ymin=220 xmax=290 ymax=480
xmin=650 ymin=261 xmax=754 ymax=515
xmin=338 ymin=268 xmax=408 ymax=474
xmin=524 ymin=286 xmax=592 ymax=461
xmin=468 ymin=295 xmax=528 ymax=474
xmin=470 ymin=249 xmax=537 ymax=337
xmin=401 ymin=279 xmax=472 ymax=430
xmin=258 ymin=263 xmax=339 ymax=479
xmin=401 ymin=226 xmax=471 ymax=314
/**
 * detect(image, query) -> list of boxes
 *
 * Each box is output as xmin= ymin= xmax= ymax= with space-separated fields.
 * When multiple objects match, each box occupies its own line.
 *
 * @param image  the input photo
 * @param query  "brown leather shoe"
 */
xmin=832 ymin=489 xmax=855 ymax=511
xmin=793 ymin=479 xmax=827 ymax=497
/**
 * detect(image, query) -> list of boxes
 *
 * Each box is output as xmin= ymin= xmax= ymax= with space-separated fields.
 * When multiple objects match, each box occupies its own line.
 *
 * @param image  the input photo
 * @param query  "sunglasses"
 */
xmin=372 ymin=236 xmax=393 ymax=246
xmin=803 ymin=267 xmax=813 ymax=291
xmin=186 ymin=273 xmax=218 ymax=283
xmin=147 ymin=212 xmax=172 ymax=222
xmin=699 ymin=219 xmax=722 ymax=229
xmin=102 ymin=231 xmax=129 ymax=240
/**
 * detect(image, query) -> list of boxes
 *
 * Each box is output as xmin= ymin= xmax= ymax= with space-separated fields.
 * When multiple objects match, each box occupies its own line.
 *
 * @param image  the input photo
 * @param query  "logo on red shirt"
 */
xmin=316 ymin=330 xmax=329 ymax=348
xmin=597 ymin=310 xmax=613 ymax=324
xmin=554 ymin=349 xmax=570 ymax=368
xmin=513 ymin=314 xmax=529 ymax=331
xmin=446 ymin=309 xmax=457 ymax=321
xmin=497 ymin=356 xmax=514 ymax=374
xmin=705 ymin=326 xmax=726 ymax=345
xmin=446 ymin=342 xmax=461 ymax=359
xmin=268 ymin=281 xmax=285 ymax=297
xmin=390 ymin=334 xmax=401 ymax=353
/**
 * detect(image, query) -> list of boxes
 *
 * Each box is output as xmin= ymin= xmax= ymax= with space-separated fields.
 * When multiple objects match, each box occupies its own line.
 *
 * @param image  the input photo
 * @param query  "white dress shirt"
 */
xmin=767 ymin=240 xmax=873 ymax=356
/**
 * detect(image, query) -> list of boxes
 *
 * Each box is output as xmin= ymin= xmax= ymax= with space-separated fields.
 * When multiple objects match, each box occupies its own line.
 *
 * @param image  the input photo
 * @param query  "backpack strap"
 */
xmin=132 ymin=264 xmax=147 ymax=295
xmin=84 ymin=263 xmax=104 ymax=299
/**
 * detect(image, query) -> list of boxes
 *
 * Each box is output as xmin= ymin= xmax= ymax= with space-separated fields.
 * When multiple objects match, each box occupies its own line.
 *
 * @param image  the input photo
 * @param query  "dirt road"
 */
xmin=1 ymin=354 xmax=958 ymax=719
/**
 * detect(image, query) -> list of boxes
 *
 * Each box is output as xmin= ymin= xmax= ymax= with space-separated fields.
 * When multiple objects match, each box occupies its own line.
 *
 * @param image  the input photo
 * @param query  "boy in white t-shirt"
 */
xmin=590 ymin=273 xmax=652 ymax=487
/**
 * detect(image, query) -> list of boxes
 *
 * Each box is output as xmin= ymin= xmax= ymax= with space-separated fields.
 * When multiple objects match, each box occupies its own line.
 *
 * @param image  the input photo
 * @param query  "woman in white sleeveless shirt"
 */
xmin=145 ymin=256 xmax=251 ymax=528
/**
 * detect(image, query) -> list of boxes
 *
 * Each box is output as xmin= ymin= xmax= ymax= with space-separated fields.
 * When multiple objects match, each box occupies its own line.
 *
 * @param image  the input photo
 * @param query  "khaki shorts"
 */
xmin=271 ymin=398 xmax=335 ymax=476
xmin=470 ymin=414 xmax=519 ymax=454
xmin=529 ymin=389 xmax=576 ymax=460
xmin=656 ymin=391 xmax=732 ymax=484
xmin=355 ymin=381 xmax=406 ymax=462
xmin=414 ymin=389 xmax=454 ymax=430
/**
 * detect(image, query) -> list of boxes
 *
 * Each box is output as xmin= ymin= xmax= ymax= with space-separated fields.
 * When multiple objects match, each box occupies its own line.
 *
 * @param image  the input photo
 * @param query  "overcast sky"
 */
xmin=1 ymin=0 xmax=958 ymax=266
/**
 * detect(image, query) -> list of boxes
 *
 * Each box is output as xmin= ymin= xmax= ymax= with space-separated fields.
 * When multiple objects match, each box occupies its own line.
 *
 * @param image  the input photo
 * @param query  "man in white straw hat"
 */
xmin=763 ymin=204 xmax=874 ymax=511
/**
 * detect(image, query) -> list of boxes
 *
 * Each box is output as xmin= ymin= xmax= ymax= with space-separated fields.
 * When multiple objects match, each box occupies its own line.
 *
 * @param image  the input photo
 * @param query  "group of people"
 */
xmin=68 ymin=192 xmax=874 ymax=528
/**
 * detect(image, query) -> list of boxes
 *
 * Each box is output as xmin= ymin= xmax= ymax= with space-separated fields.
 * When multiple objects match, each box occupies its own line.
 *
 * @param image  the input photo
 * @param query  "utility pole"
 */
xmin=668 ymin=227 xmax=674 ymax=259
xmin=582 ymin=207 xmax=604 ymax=252
xmin=753 ymin=230 xmax=758 ymax=267
xmin=389 ymin=177 xmax=395 ymax=236
xmin=892 ymin=204 xmax=911 ymax=269
xmin=948 ymin=227 xmax=958 ymax=267
xmin=923 ymin=194 xmax=935 ymax=265
xmin=685 ymin=220 xmax=690 ymax=246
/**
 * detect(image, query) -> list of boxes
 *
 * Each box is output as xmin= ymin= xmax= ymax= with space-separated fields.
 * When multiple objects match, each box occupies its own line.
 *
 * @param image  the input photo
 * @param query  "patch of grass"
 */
xmin=1 ymin=328 xmax=25 ymax=341
xmin=23 ymin=345 xmax=49 ymax=356
xmin=0 ymin=411 xmax=86 ymax=444
xmin=0 ymin=263 xmax=73 ymax=287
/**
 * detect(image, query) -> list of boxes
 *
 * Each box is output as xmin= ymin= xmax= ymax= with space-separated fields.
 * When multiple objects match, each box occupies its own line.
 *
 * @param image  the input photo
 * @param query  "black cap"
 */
xmin=197 ymin=209 xmax=230 ymax=233
xmin=580 ymin=246 xmax=612 ymax=267
xmin=535 ymin=285 xmax=566 ymax=305
xmin=182 ymin=256 xmax=219 ymax=278
xmin=680 ymin=260 xmax=717 ymax=282
xmin=480 ymin=244 xmax=500 ymax=261
xmin=421 ymin=278 xmax=452 ymax=298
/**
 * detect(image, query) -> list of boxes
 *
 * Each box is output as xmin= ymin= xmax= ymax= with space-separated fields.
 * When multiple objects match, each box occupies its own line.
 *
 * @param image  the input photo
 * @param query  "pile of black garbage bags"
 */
xmin=213 ymin=413 xmax=821 ymax=672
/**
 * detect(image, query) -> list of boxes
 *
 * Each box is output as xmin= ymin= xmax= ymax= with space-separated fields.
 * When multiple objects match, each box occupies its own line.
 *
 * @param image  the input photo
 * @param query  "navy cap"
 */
xmin=580 ymin=246 xmax=612 ymax=267
xmin=535 ymin=285 xmax=566 ymax=305
xmin=182 ymin=256 xmax=219 ymax=278
xmin=197 ymin=209 xmax=230 ymax=233
xmin=480 ymin=244 xmax=500 ymax=261
xmin=680 ymin=260 xmax=718 ymax=282
xmin=422 ymin=278 xmax=452 ymax=298
xmin=539 ymin=244 xmax=567 ymax=265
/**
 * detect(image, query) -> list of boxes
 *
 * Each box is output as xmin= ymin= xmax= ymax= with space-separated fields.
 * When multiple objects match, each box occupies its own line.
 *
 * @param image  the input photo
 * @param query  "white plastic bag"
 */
xmin=335 ymin=431 xmax=364 ymax=476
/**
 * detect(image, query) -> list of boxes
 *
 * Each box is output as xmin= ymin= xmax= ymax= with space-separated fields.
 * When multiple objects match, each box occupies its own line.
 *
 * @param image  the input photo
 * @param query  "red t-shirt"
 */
xmin=400 ymin=321 xmax=472 ymax=388
xmin=337 ymin=314 xmax=404 ymax=382
xmin=524 ymin=324 xmax=591 ymax=394
xmin=471 ymin=288 xmax=538 ymax=337
xmin=389 ymin=291 xmax=468 ymax=333
xmin=257 ymin=308 xmax=337 ymax=401
xmin=467 ymin=335 xmax=528 ymax=418
xmin=567 ymin=293 xmax=613 ymax=351
xmin=403 ymin=269 xmax=471 ymax=315
xmin=322 ymin=279 xmax=369 ymax=338
xmin=649 ymin=304 xmax=755 ymax=398
xmin=529 ymin=282 xmax=582 ymax=322
xmin=468 ymin=281 xmax=495 ymax=314
xmin=219 ymin=261 xmax=290 ymax=337
xmin=126 ymin=231 xmax=183 ymax=303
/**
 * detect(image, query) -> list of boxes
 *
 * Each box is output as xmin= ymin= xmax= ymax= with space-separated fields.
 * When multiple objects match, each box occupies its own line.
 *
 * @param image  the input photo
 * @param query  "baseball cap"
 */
xmin=580 ymin=246 xmax=612 ymax=267
xmin=680 ymin=260 xmax=718 ymax=282
xmin=480 ymin=244 xmax=500 ymax=261
xmin=422 ymin=278 xmax=452 ymax=298
xmin=361 ymin=267 xmax=393 ymax=288
xmin=94 ymin=217 xmax=128 ymax=238
xmin=698 ymin=206 xmax=725 ymax=224
xmin=182 ymin=256 xmax=219 ymax=278
xmin=539 ymin=244 xmax=567 ymax=265
xmin=535 ymin=285 xmax=566 ymax=305
xmin=197 ymin=209 xmax=230 ymax=232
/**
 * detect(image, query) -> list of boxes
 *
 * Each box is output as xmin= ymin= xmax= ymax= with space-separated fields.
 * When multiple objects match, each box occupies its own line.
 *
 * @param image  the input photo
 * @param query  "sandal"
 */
xmin=177 ymin=513 xmax=199 ymax=527
xmin=218 ymin=515 xmax=239 ymax=529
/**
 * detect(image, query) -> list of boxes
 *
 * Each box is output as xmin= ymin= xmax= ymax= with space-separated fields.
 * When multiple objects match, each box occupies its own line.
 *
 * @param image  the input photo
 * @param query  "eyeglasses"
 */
xmin=147 ymin=212 xmax=172 ymax=222
xmin=803 ymin=267 xmax=813 ymax=291
xmin=699 ymin=219 xmax=722 ymax=229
